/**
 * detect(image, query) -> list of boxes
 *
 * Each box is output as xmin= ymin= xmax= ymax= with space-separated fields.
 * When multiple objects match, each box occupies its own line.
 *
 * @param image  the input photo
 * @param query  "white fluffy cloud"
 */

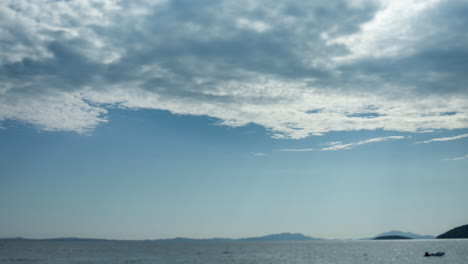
xmin=1 ymin=0 xmax=468 ymax=138
xmin=0 ymin=90 xmax=107 ymax=133
xmin=328 ymin=0 xmax=442 ymax=62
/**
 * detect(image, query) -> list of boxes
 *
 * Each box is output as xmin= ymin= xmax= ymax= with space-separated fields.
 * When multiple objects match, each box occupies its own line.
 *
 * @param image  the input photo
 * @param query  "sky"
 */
xmin=0 ymin=0 xmax=467 ymax=240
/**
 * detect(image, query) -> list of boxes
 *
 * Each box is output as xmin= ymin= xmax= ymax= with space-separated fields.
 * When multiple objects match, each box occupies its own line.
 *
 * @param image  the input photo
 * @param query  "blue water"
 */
xmin=1 ymin=239 xmax=467 ymax=263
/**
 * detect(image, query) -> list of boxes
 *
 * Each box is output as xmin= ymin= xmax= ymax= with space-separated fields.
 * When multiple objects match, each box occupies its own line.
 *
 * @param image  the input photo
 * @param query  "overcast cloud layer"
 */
xmin=1 ymin=0 xmax=467 ymax=138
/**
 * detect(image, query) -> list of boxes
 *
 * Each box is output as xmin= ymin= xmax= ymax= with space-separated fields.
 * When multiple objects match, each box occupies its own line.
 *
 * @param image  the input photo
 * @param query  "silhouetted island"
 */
xmin=373 ymin=235 xmax=412 ymax=240
xmin=0 ymin=233 xmax=324 ymax=242
xmin=240 ymin=233 xmax=323 ymax=241
xmin=374 ymin=231 xmax=434 ymax=239
xmin=0 ymin=237 xmax=109 ymax=242
xmin=437 ymin=224 xmax=468 ymax=239
xmin=159 ymin=233 xmax=324 ymax=242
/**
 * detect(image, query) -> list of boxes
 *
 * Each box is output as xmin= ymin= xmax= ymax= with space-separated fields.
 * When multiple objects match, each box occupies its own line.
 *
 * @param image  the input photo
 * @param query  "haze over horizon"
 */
xmin=1 ymin=0 xmax=467 ymax=240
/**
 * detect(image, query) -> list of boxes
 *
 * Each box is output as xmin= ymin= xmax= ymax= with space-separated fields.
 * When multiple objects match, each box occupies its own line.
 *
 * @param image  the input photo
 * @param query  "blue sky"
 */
xmin=1 ymin=0 xmax=468 ymax=239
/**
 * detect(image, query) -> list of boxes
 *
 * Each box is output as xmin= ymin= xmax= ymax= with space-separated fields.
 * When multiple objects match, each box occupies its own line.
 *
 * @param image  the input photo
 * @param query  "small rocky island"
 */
xmin=437 ymin=224 xmax=468 ymax=239
xmin=373 ymin=235 xmax=412 ymax=240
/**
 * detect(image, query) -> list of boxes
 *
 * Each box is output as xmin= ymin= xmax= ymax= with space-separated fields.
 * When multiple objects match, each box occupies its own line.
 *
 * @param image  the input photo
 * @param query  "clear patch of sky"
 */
xmin=1 ymin=109 xmax=467 ymax=239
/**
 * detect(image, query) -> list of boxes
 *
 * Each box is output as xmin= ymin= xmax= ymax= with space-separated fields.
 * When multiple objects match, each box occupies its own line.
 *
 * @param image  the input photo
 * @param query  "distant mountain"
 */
xmin=156 ymin=233 xmax=324 ymax=242
xmin=375 ymin=231 xmax=435 ymax=240
xmin=156 ymin=237 xmax=233 ymax=242
xmin=0 ymin=234 xmax=323 ymax=242
xmin=0 ymin=237 xmax=109 ymax=242
xmin=0 ymin=237 xmax=31 ymax=241
xmin=43 ymin=237 xmax=109 ymax=241
xmin=241 ymin=233 xmax=323 ymax=241
xmin=373 ymin=235 xmax=412 ymax=240
xmin=437 ymin=224 xmax=468 ymax=239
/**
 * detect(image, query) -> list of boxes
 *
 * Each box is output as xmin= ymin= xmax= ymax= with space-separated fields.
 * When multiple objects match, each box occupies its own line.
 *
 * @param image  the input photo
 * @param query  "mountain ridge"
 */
xmin=375 ymin=230 xmax=435 ymax=239
xmin=240 ymin=232 xmax=323 ymax=241
xmin=437 ymin=224 xmax=468 ymax=239
xmin=0 ymin=233 xmax=323 ymax=242
xmin=373 ymin=235 xmax=412 ymax=240
xmin=4 ymin=225 xmax=467 ymax=241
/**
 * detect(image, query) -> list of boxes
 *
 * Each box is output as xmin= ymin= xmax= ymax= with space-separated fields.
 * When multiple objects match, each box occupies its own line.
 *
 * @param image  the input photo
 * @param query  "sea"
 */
xmin=1 ymin=239 xmax=467 ymax=264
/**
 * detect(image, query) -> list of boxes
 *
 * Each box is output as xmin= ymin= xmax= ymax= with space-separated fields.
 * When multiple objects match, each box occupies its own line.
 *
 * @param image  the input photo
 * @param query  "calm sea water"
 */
xmin=1 ymin=239 xmax=467 ymax=264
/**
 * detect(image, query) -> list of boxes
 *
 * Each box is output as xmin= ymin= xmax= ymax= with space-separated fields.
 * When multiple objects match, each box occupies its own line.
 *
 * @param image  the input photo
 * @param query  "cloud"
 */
xmin=443 ymin=154 xmax=468 ymax=161
xmin=417 ymin=133 xmax=468 ymax=144
xmin=1 ymin=0 xmax=468 ymax=138
xmin=279 ymin=135 xmax=405 ymax=151
xmin=278 ymin=148 xmax=317 ymax=152
xmin=0 ymin=90 xmax=107 ymax=133
xmin=329 ymin=0 xmax=442 ymax=62
xmin=323 ymin=136 xmax=405 ymax=151
xmin=251 ymin=152 xmax=266 ymax=156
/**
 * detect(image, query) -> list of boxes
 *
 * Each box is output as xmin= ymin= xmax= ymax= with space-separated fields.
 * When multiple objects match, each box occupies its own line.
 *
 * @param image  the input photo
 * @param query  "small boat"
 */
xmin=424 ymin=251 xmax=445 ymax=257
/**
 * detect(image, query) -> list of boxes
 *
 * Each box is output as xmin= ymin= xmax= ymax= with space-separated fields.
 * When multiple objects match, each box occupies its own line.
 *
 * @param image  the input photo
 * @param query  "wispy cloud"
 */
xmin=251 ymin=152 xmax=266 ymax=156
xmin=278 ymin=148 xmax=317 ymax=152
xmin=279 ymin=136 xmax=405 ymax=152
xmin=443 ymin=154 xmax=468 ymax=161
xmin=417 ymin=133 xmax=468 ymax=144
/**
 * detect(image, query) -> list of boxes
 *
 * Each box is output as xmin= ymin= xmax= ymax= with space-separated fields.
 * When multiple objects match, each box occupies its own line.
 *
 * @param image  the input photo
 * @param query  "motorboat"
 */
xmin=424 ymin=251 xmax=445 ymax=257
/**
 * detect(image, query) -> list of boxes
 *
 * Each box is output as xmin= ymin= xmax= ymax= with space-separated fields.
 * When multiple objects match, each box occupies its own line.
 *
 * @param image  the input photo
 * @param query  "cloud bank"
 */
xmin=1 ymin=0 xmax=468 ymax=139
